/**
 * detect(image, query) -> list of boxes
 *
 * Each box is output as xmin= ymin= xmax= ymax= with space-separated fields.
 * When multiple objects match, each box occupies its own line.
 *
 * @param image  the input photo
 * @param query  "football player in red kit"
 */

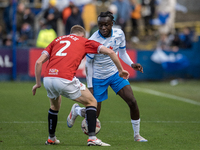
xmin=32 ymin=25 xmax=129 ymax=146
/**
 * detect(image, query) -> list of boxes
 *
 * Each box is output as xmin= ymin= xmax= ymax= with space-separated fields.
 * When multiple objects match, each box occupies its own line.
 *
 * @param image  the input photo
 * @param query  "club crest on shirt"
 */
xmin=114 ymin=39 xmax=117 ymax=45
xmin=109 ymin=46 xmax=113 ymax=50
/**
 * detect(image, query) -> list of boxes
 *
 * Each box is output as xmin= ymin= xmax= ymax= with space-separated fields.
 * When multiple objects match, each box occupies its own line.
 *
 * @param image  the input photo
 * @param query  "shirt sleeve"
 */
xmin=118 ymin=30 xmax=133 ymax=66
xmin=85 ymin=57 xmax=93 ymax=88
xmin=43 ymin=39 xmax=54 ymax=56
xmin=119 ymin=30 xmax=126 ymax=48
xmin=86 ymin=53 xmax=95 ymax=63
xmin=42 ymin=50 xmax=50 ymax=58
xmin=118 ymin=49 xmax=134 ymax=67
xmin=85 ymin=40 xmax=102 ymax=54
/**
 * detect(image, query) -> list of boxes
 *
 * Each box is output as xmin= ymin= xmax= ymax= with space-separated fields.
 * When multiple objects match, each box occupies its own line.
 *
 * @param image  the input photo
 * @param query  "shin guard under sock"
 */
xmin=85 ymin=106 xmax=97 ymax=136
xmin=48 ymin=108 xmax=58 ymax=137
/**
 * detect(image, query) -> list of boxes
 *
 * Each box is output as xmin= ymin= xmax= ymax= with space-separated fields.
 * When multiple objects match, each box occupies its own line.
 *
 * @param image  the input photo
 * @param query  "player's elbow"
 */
xmin=35 ymin=59 xmax=43 ymax=66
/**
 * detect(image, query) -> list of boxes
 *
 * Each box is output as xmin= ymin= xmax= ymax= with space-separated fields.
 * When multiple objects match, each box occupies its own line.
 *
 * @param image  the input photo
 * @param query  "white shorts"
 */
xmin=43 ymin=77 xmax=86 ymax=100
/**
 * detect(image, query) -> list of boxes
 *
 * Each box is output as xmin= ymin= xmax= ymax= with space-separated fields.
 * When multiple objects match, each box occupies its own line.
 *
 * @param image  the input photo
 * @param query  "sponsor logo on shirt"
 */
xmin=48 ymin=69 xmax=59 ymax=75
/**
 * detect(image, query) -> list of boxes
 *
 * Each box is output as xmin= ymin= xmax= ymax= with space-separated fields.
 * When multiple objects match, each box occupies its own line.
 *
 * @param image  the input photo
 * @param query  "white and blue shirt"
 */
xmin=86 ymin=28 xmax=126 ymax=79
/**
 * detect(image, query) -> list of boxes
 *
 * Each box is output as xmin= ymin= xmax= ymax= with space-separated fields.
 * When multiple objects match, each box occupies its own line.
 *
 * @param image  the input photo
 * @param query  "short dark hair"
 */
xmin=98 ymin=11 xmax=115 ymax=22
xmin=70 ymin=25 xmax=86 ymax=36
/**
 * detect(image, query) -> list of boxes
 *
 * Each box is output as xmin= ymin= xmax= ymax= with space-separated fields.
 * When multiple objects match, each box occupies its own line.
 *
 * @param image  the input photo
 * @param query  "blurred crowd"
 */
xmin=0 ymin=0 xmax=196 ymax=51
xmin=1 ymin=0 xmax=35 ymax=47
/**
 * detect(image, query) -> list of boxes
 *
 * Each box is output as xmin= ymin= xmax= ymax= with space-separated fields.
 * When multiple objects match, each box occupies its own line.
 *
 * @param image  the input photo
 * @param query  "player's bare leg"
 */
xmin=96 ymin=102 xmax=102 ymax=118
xmin=117 ymin=85 xmax=139 ymax=120
xmin=49 ymin=95 xmax=62 ymax=111
xmin=74 ymin=88 xmax=97 ymax=107
xmin=118 ymin=85 xmax=147 ymax=142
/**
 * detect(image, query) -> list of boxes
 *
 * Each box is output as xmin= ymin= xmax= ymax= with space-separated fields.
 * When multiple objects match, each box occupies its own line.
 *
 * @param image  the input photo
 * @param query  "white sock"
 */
xmin=48 ymin=136 xmax=56 ymax=141
xmin=131 ymin=119 xmax=140 ymax=137
xmin=75 ymin=106 xmax=85 ymax=117
xmin=89 ymin=136 xmax=97 ymax=140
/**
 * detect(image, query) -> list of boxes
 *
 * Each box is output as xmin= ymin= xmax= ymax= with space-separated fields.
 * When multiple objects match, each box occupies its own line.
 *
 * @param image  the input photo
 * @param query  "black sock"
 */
xmin=85 ymin=106 xmax=97 ymax=136
xmin=48 ymin=108 xmax=58 ymax=138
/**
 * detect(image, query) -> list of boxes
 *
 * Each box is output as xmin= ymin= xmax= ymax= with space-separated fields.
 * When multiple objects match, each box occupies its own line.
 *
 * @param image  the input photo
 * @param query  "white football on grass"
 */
xmin=81 ymin=118 xmax=101 ymax=135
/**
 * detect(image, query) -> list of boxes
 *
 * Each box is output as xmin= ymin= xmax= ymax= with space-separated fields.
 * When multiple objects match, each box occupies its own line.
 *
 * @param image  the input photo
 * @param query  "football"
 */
xmin=81 ymin=118 xmax=101 ymax=135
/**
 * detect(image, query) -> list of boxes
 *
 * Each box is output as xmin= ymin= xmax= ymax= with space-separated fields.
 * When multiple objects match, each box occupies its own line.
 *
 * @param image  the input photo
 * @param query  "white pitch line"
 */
xmin=131 ymin=85 xmax=200 ymax=106
xmin=0 ymin=121 xmax=200 ymax=124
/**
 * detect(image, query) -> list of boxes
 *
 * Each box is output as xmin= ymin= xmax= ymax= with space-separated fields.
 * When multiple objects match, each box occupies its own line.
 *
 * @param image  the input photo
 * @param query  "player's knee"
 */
xmin=88 ymin=97 xmax=97 ymax=107
xmin=50 ymin=98 xmax=61 ymax=111
xmin=50 ymin=105 xmax=60 ymax=111
xmin=82 ymin=97 xmax=97 ymax=107
xmin=126 ymin=98 xmax=137 ymax=107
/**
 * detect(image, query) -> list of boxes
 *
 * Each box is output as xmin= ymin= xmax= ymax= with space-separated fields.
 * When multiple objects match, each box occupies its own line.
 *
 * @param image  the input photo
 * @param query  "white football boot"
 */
xmin=87 ymin=138 xmax=111 ymax=146
xmin=67 ymin=103 xmax=79 ymax=128
xmin=45 ymin=136 xmax=60 ymax=145
xmin=134 ymin=135 xmax=148 ymax=142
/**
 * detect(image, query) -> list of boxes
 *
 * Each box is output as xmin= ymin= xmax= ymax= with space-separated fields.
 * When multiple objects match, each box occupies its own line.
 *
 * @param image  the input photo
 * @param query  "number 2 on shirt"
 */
xmin=56 ymin=40 xmax=71 ymax=56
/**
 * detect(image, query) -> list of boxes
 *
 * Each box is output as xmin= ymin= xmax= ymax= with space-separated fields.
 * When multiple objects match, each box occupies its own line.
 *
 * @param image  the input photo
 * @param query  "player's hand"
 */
xmin=131 ymin=63 xmax=143 ymax=73
xmin=119 ymin=70 xmax=129 ymax=79
xmin=32 ymin=84 xmax=41 ymax=96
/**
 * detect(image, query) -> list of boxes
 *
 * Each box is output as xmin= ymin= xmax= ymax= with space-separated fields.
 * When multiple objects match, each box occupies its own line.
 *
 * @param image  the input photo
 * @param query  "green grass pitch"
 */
xmin=0 ymin=80 xmax=200 ymax=150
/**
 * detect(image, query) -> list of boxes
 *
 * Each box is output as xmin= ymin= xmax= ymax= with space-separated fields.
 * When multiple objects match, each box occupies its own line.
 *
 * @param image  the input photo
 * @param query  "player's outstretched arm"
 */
xmin=32 ymin=53 xmax=49 ymax=95
xmin=118 ymin=49 xmax=143 ymax=73
xmin=99 ymin=46 xmax=129 ymax=79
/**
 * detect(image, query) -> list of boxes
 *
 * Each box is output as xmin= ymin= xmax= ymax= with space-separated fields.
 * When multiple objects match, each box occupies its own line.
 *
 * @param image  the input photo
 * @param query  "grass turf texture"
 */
xmin=0 ymin=80 xmax=200 ymax=150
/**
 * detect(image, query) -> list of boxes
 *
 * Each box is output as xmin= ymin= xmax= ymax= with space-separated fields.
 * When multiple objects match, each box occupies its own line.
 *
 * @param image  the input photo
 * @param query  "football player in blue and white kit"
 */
xmin=67 ymin=11 xmax=147 ymax=142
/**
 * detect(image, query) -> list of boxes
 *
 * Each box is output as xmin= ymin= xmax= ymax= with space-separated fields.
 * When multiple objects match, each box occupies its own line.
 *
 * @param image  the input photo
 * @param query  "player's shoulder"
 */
xmin=89 ymin=30 xmax=101 ymax=40
xmin=113 ymin=27 xmax=123 ymax=33
xmin=112 ymin=28 xmax=125 ymax=37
